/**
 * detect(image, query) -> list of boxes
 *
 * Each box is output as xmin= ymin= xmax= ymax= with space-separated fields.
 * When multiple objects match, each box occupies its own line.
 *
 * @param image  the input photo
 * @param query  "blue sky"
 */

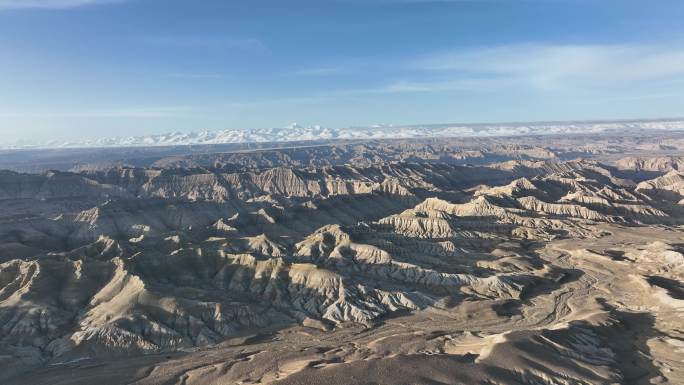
xmin=1 ymin=0 xmax=683 ymax=142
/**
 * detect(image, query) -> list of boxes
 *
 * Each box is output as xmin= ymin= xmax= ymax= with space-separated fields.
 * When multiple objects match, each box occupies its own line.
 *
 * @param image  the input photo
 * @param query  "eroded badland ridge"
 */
xmin=2 ymin=132 xmax=684 ymax=384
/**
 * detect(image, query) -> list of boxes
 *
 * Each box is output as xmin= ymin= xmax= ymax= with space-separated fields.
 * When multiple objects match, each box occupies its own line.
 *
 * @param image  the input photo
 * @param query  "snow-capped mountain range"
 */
xmin=4 ymin=119 xmax=684 ymax=149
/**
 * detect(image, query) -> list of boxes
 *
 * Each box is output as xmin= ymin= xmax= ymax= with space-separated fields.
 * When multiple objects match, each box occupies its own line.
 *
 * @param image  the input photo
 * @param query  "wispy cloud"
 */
xmin=281 ymin=43 xmax=684 ymax=96
xmin=413 ymin=43 xmax=684 ymax=90
xmin=160 ymin=72 xmax=226 ymax=80
xmin=288 ymin=67 xmax=346 ymax=76
xmin=0 ymin=105 xmax=196 ymax=118
xmin=332 ymin=0 xmax=486 ymax=4
xmin=0 ymin=0 xmax=124 ymax=10
xmin=360 ymin=78 xmax=513 ymax=94
xmin=142 ymin=36 xmax=266 ymax=51
xmin=0 ymin=97 xmax=337 ymax=120
xmin=229 ymin=41 xmax=684 ymax=99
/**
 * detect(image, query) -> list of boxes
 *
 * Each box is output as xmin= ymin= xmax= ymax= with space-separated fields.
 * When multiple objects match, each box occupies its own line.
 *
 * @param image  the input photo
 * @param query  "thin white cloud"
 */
xmin=0 ymin=97 xmax=340 ymax=121
xmin=333 ymin=0 xmax=485 ymax=4
xmin=161 ymin=72 xmax=226 ymax=79
xmin=0 ymin=106 xmax=194 ymax=118
xmin=0 ymin=0 xmax=124 ymax=9
xmin=288 ymin=67 xmax=346 ymax=76
xmin=283 ymin=43 xmax=684 ymax=96
xmin=414 ymin=43 xmax=684 ymax=90
xmin=572 ymin=92 xmax=677 ymax=105
xmin=367 ymin=78 xmax=514 ymax=93
xmin=142 ymin=36 xmax=266 ymax=51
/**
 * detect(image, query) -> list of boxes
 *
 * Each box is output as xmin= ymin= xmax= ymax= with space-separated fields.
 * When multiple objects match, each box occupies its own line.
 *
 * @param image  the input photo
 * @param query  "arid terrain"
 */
xmin=2 ymin=131 xmax=684 ymax=384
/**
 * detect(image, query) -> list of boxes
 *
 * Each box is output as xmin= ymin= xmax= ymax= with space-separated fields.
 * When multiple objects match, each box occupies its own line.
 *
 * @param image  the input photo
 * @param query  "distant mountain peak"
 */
xmin=3 ymin=118 xmax=683 ymax=150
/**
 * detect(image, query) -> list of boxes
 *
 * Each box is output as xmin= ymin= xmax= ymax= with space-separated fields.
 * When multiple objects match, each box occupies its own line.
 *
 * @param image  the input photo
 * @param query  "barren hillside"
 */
xmin=2 ymin=136 xmax=684 ymax=384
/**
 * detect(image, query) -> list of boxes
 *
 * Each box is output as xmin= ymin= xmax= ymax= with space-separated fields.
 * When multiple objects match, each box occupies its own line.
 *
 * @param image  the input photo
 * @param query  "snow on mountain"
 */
xmin=3 ymin=119 xmax=684 ymax=149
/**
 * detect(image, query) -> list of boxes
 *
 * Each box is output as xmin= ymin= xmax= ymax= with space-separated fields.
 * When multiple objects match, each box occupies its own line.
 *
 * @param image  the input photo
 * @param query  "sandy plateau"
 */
xmin=2 ymin=133 xmax=684 ymax=384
